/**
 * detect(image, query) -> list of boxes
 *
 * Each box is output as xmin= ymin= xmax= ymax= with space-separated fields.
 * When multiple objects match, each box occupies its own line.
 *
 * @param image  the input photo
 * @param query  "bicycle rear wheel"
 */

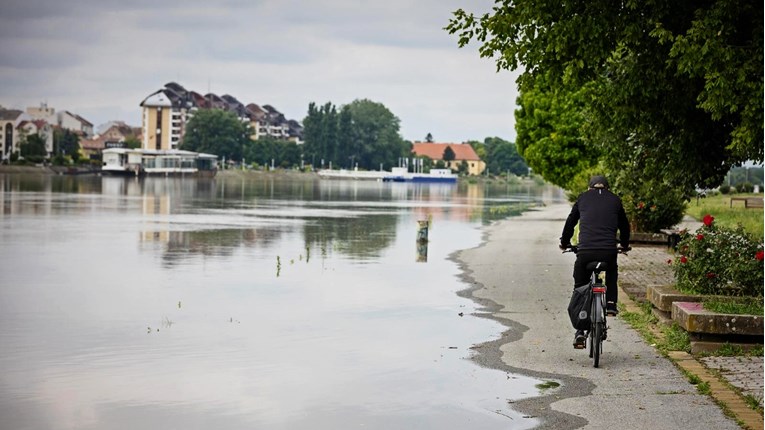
xmin=589 ymin=294 xmax=603 ymax=367
xmin=592 ymin=322 xmax=602 ymax=368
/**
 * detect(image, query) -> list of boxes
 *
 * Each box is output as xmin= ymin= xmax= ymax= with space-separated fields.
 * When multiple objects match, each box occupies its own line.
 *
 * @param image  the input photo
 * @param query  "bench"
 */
xmin=730 ymin=197 xmax=764 ymax=209
xmin=659 ymin=228 xmax=682 ymax=249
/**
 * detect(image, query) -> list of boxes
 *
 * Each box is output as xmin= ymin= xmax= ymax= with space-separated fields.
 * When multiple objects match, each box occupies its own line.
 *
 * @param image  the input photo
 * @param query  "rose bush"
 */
xmin=672 ymin=214 xmax=764 ymax=296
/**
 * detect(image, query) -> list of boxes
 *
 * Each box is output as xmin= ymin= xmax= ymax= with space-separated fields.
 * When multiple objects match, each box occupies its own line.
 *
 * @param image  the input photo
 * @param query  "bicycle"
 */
xmin=563 ymin=246 xmax=629 ymax=368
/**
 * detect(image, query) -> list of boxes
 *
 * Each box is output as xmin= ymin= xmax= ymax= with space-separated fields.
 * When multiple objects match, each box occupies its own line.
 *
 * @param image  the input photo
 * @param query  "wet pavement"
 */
xmin=457 ymin=204 xmax=743 ymax=429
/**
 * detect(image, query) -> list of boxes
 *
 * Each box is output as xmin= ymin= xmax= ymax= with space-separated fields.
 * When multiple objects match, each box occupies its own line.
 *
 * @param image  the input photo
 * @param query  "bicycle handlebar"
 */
xmin=560 ymin=245 xmax=631 ymax=255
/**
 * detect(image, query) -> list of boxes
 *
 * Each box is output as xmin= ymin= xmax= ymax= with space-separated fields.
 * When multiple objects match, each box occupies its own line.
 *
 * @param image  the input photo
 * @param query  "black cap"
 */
xmin=588 ymin=175 xmax=609 ymax=189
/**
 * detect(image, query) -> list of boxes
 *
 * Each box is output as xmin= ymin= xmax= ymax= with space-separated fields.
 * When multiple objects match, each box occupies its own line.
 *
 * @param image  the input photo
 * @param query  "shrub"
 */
xmin=739 ymin=182 xmax=754 ymax=193
xmin=672 ymin=214 xmax=764 ymax=297
xmin=719 ymin=184 xmax=731 ymax=194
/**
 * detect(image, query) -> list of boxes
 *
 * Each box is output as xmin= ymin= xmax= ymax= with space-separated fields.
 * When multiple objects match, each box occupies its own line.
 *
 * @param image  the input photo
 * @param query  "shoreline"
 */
xmin=451 ymin=204 xmax=593 ymax=429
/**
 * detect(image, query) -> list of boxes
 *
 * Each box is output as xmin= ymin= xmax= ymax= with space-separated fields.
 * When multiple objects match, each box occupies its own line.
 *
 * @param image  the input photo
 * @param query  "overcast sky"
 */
xmin=0 ymin=0 xmax=521 ymax=143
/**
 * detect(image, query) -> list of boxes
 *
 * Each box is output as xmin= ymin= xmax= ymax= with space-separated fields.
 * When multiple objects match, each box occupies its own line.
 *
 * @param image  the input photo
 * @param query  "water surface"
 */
xmin=0 ymin=173 xmax=565 ymax=429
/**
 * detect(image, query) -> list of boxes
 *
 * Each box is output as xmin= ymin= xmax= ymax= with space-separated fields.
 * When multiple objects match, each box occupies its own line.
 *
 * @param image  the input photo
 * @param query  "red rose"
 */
xmin=703 ymin=214 xmax=714 ymax=226
xmin=637 ymin=202 xmax=645 ymax=209
xmin=756 ymin=251 xmax=764 ymax=261
xmin=696 ymin=234 xmax=704 ymax=241
xmin=680 ymin=256 xmax=688 ymax=264
xmin=706 ymin=272 xmax=716 ymax=278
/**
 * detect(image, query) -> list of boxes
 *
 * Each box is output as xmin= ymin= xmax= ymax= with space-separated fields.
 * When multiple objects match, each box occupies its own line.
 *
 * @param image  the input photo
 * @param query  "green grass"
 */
xmin=535 ymin=380 xmax=561 ymax=390
xmin=702 ymin=296 xmax=764 ymax=316
xmin=743 ymin=394 xmax=764 ymax=412
xmin=686 ymin=193 xmax=763 ymax=240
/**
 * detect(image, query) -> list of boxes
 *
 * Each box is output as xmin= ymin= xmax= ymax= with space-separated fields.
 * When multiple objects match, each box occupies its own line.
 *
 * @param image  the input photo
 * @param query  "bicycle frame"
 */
xmin=588 ymin=266 xmax=607 ymax=368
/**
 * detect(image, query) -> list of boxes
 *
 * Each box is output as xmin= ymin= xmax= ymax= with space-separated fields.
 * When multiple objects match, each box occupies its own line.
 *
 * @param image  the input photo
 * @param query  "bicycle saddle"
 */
xmin=586 ymin=261 xmax=608 ymax=272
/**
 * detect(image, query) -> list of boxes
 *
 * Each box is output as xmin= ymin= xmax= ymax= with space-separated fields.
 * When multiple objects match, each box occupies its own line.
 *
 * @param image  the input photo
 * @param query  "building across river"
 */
xmin=102 ymin=148 xmax=217 ymax=177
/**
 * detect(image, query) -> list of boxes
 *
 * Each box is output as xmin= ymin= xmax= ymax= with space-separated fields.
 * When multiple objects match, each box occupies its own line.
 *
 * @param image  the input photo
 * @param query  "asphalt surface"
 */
xmin=455 ymin=203 xmax=740 ymax=429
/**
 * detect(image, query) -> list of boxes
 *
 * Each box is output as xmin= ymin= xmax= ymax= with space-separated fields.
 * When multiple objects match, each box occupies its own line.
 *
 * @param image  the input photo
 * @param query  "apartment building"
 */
xmin=25 ymin=103 xmax=94 ymax=138
xmin=140 ymin=82 xmax=303 ymax=150
xmin=0 ymin=109 xmax=28 ymax=160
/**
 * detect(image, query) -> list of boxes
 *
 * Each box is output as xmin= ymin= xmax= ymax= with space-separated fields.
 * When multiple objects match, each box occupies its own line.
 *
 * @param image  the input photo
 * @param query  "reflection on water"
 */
xmin=0 ymin=173 xmax=565 ymax=429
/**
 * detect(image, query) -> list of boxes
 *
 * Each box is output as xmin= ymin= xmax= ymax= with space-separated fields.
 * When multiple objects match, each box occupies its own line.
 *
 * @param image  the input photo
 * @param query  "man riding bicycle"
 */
xmin=559 ymin=175 xmax=631 ymax=348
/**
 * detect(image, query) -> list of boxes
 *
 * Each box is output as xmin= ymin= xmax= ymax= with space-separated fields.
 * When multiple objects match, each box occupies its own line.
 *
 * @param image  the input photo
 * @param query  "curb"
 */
xmin=618 ymin=284 xmax=764 ymax=430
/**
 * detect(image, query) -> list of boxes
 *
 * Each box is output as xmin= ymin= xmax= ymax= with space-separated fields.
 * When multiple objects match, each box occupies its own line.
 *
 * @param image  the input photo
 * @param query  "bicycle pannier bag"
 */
xmin=567 ymin=284 xmax=592 ymax=330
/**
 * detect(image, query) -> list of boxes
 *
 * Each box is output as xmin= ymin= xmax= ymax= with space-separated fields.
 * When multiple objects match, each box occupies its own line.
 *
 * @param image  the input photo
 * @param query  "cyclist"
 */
xmin=559 ymin=175 xmax=631 ymax=348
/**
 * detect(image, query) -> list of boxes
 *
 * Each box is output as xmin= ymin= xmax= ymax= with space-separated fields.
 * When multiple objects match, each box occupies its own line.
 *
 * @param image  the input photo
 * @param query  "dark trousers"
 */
xmin=573 ymin=250 xmax=619 ymax=305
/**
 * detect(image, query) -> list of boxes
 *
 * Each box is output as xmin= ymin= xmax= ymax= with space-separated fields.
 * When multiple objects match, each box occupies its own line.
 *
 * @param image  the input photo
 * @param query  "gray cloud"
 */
xmin=0 ymin=0 xmax=519 ymax=143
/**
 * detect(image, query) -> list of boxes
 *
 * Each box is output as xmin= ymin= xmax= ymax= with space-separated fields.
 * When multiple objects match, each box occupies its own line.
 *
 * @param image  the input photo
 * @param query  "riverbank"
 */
xmin=454 ymin=203 xmax=742 ymax=429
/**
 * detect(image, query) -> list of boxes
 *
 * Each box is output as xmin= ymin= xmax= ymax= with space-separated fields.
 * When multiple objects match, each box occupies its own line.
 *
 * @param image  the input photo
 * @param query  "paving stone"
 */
xmin=619 ymin=242 xmax=764 ymax=411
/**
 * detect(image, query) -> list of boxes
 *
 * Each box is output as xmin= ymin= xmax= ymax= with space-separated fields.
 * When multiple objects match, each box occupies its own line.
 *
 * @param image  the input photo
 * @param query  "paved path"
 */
xmin=456 ymin=203 xmax=741 ymax=429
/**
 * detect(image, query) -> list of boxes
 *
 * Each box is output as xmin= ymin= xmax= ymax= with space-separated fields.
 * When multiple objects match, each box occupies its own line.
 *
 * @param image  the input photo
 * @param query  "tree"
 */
xmin=123 ymin=136 xmax=141 ymax=149
xmin=54 ymin=129 xmax=80 ymax=162
xmin=446 ymin=1 xmax=763 ymax=195
xmin=425 ymin=132 xmax=434 ymax=143
xmin=442 ymin=146 xmax=455 ymax=162
xmin=181 ymin=109 xmax=251 ymax=162
xmin=20 ymin=134 xmax=47 ymax=160
xmin=514 ymin=73 xmax=598 ymax=189
xmin=483 ymin=137 xmax=529 ymax=176
xmin=303 ymin=99 xmax=409 ymax=170
xmin=345 ymin=99 xmax=409 ymax=170
xmin=245 ymin=136 xmax=301 ymax=168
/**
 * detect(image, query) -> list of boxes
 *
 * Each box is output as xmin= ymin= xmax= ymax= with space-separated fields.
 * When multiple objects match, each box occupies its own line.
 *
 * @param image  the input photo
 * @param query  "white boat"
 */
xmin=317 ymin=169 xmax=388 ymax=180
xmin=381 ymin=167 xmax=458 ymax=183
xmin=102 ymin=148 xmax=218 ymax=177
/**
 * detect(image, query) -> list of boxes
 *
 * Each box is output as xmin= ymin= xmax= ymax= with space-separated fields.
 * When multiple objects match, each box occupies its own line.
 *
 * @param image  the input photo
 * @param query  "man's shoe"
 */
xmin=573 ymin=330 xmax=586 ymax=349
xmin=606 ymin=302 xmax=618 ymax=316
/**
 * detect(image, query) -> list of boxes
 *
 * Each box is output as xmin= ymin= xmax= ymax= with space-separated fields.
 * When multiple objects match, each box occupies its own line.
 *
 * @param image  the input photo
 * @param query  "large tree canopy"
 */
xmin=181 ymin=109 xmax=251 ymax=162
xmin=447 ymin=0 xmax=763 ymax=194
xmin=303 ymin=99 xmax=410 ymax=170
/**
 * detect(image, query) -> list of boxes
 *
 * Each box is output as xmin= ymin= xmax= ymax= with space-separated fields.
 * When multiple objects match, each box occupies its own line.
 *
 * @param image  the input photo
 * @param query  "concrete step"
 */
xmin=646 ymin=284 xmax=705 ymax=312
xmin=672 ymin=301 xmax=763 ymax=336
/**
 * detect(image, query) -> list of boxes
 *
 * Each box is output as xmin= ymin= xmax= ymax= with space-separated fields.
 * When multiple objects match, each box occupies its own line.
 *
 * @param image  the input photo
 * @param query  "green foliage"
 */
xmin=20 ymin=134 xmax=47 ymax=158
xmin=123 ymin=136 xmax=141 ymax=149
xmin=702 ymin=297 xmax=763 ymax=316
xmin=442 ymin=146 xmax=455 ymax=161
xmin=181 ymin=109 xmax=251 ymax=162
xmin=303 ymin=99 xmax=409 ymax=170
xmin=614 ymin=173 xmax=687 ymax=232
xmin=673 ymin=216 xmax=764 ymax=296
xmin=514 ymin=73 xmax=598 ymax=190
xmin=738 ymin=183 xmax=754 ymax=193
xmin=245 ymin=136 xmax=301 ymax=168
xmin=447 ymin=1 xmax=763 ymax=196
xmin=54 ymin=129 xmax=80 ymax=159
xmin=481 ymin=137 xmax=528 ymax=176
xmin=725 ymin=166 xmax=764 ymax=188
xmin=719 ymin=184 xmax=731 ymax=194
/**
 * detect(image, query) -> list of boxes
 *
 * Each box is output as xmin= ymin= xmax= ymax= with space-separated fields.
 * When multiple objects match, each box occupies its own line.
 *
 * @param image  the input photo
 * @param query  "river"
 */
xmin=0 ymin=172 xmax=565 ymax=429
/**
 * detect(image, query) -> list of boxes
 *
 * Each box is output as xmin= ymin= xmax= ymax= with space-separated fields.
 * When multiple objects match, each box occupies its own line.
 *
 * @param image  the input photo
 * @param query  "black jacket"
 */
xmin=560 ymin=188 xmax=630 ymax=251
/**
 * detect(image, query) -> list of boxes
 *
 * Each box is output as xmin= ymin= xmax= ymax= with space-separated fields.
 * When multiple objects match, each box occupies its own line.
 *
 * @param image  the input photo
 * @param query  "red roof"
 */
xmin=411 ymin=142 xmax=480 ymax=161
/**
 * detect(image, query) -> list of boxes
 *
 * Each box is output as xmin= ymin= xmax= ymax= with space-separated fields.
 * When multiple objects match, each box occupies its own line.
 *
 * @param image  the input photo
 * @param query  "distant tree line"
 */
xmin=302 ymin=99 xmax=410 ymax=170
